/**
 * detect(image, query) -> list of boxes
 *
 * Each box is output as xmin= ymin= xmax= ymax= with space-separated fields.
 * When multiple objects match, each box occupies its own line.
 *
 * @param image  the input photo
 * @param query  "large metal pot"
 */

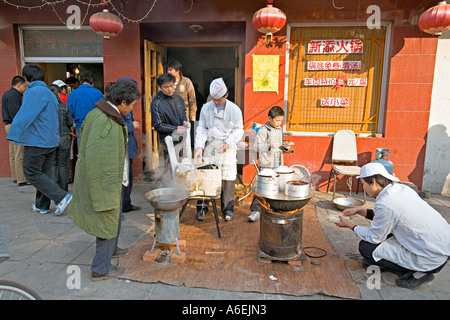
xmin=275 ymin=166 xmax=295 ymax=191
xmin=256 ymin=169 xmax=279 ymax=196
xmin=253 ymin=188 xmax=313 ymax=212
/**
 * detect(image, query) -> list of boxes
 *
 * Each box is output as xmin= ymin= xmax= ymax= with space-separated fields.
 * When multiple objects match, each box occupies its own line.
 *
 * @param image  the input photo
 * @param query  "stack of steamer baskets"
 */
xmin=253 ymin=165 xmax=314 ymax=263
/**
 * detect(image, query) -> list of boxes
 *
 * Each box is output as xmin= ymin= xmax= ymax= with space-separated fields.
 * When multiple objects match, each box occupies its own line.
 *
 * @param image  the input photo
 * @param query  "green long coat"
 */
xmin=69 ymin=99 xmax=127 ymax=239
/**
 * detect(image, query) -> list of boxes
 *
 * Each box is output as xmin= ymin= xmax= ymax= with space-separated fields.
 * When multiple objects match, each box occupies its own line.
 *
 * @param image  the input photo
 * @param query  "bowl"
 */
xmin=332 ymin=197 xmax=365 ymax=211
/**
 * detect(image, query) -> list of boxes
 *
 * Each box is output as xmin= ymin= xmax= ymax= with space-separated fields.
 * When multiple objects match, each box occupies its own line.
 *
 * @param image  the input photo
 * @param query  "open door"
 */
xmin=144 ymin=40 xmax=164 ymax=171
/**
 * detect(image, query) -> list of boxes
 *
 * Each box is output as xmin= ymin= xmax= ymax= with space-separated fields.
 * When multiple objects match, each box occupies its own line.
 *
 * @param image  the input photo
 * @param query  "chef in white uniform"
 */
xmin=194 ymin=78 xmax=244 ymax=221
xmin=337 ymin=162 xmax=450 ymax=289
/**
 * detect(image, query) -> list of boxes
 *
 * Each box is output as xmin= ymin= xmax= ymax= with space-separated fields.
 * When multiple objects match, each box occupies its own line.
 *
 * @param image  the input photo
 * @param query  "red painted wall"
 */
xmin=0 ymin=0 xmax=440 ymax=191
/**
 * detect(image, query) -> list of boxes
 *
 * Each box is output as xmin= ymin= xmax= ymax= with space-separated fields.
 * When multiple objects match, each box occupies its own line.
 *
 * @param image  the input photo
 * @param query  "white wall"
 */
xmin=423 ymin=32 xmax=450 ymax=195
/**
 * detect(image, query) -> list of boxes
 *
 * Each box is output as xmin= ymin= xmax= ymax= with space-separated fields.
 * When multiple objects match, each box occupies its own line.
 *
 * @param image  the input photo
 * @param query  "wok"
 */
xmin=253 ymin=188 xmax=314 ymax=213
xmin=332 ymin=197 xmax=365 ymax=211
xmin=145 ymin=188 xmax=190 ymax=211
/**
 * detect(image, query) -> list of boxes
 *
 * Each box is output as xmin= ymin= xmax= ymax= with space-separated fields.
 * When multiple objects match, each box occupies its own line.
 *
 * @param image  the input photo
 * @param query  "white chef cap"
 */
xmin=209 ymin=78 xmax=227 ymax=100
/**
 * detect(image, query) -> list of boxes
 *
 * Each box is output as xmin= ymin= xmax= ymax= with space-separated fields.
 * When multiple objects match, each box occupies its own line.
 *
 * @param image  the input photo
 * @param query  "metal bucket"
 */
xmin=259 ymin=209 xmax=303 ymax=259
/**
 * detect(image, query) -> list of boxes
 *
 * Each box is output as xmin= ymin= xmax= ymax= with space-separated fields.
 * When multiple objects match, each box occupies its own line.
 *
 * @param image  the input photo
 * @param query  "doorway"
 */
xmin=143 ymin=41 xmax=242 ymax=175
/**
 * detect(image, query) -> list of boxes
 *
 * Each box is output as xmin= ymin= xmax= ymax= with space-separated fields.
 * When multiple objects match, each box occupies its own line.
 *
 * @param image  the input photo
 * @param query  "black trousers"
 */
xmin=359 ymin=240 xmax=448 ymax=277
xmin=52 ymin=135 xmax=72 ymax=191
xmin=23 ymin=146 xmax=67 ymax=210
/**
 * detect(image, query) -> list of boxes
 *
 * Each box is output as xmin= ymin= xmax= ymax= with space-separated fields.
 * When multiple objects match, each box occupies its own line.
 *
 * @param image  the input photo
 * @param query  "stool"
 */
xmin=179 ymin=194 xmax=221 ymax=238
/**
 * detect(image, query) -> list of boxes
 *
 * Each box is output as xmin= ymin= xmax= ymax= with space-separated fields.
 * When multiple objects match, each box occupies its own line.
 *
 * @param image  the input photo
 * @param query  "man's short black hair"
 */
xmin=11 ymin=76 xmax=25 ymax=87
xmin=157 ymin=73 xmax=176 ymax=87
xmin=167 ymin=60 xmax=182 ymax=73
xmin=268 ymin=106 xmax=284 ymax=118
xmin=80 ymin=71 xmax=95 ymax=85
xmin=106 ymin=80 xmax=140 ymax=105
xmin=22 ymin=64 xmax=45 ymax=82
xmin=65 ymin=76 xmax=80 ymax=85
xmin=362 ymin=174 xmax=393 ymax=188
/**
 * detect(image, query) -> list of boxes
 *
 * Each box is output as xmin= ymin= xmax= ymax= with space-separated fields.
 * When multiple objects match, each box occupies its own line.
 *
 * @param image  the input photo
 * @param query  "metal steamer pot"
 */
xmin=256 ymin=169 xmax=279 ymax=196
xmin=274 ymin=166 xmax=295 ymax=191
xmin=284 ymin=180 xmax=310 ymax=198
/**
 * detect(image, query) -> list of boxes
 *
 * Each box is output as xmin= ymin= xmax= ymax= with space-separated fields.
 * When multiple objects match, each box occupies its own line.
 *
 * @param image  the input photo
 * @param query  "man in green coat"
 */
xmin=69 ymin=80 xmax=140 ymax=281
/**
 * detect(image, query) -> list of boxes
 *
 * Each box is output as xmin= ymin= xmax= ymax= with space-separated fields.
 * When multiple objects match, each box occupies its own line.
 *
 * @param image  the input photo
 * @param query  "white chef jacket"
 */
xmin=195 ymin=100 xmax=244 ymax=181
xmin=354 ymin=183 xmax=450 ymax=272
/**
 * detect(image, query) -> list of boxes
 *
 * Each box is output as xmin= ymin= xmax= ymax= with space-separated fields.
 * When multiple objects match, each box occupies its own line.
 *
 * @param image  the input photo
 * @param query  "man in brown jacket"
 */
xmin=167 ymin=60 xmax=197 ymax=121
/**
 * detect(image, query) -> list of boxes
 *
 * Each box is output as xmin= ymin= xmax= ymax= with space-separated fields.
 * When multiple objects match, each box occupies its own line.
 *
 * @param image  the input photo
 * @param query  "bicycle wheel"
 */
xmin=0 ymin=280 xmax=42 ymax=300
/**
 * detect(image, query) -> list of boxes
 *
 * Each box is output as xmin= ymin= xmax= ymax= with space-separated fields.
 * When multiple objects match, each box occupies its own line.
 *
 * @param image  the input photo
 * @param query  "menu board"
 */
xmin=22 ymin=29 xmax=103 ymax=58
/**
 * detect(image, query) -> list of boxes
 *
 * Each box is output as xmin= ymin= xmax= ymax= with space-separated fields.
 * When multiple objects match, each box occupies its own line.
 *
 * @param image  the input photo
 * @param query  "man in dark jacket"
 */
xmin=151 ymin=73 xmax=188 ymax=162
xmin=1 ymin=75 xmax=28 ymax=186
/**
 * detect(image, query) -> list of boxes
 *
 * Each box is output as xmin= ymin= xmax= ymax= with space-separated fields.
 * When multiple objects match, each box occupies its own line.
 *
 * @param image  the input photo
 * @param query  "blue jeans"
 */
xmin=23 ymin=146 xmax=68 ymax=210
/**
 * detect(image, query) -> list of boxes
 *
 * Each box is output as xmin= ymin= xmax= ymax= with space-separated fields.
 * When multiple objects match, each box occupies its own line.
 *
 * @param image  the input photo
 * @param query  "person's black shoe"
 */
xmin=123 ymin=205 xmax=141 ymax=212
xmin=224 ymin=210 xmax=233 ymax=221
xmin=196 ymin=209 xmax=205 ymax=221
xmin=196 ymin=206 xmax=208 ymax=221
xmin=396 ymin=272 xmax=434 ymax=289
xmin=18 ymin=181 xmax=31 ymax=186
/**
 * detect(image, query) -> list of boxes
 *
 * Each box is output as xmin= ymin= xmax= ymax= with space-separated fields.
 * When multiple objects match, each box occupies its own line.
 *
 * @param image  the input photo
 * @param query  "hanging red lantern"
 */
xmin=252 ymin=0 xmax=287 ymax=42
xmin=89 ymin=9 xmax=123 ymax=40
xmin=419 ymin=1 xmax=450 ymax=36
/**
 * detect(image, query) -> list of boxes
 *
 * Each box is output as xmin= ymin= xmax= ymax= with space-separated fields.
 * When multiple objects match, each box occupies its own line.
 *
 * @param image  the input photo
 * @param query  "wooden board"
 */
xmin=118 ymin=200 xmax=361 ymax=299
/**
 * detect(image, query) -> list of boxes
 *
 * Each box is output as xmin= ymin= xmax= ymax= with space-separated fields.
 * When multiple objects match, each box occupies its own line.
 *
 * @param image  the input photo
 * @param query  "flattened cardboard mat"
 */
xmin=118 ymin=200 xmax=361 ymax=299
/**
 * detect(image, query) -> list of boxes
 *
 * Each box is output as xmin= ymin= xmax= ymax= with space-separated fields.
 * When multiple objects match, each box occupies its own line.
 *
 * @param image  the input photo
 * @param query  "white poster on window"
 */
xmin=308 ymin=39 xmax=363 ymax=54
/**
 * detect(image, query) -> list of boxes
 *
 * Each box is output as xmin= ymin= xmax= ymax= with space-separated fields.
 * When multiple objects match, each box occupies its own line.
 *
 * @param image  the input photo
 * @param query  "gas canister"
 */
xmin=371 ymin=148 xmax=394 ymax=174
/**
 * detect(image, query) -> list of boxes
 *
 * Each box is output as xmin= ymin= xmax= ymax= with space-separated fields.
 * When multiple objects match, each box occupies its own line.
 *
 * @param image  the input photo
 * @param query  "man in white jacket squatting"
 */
xmin=337 ymin=162 xmax=450 ymax=289
xmin=194 ymin=78 xmax=244 ymax=222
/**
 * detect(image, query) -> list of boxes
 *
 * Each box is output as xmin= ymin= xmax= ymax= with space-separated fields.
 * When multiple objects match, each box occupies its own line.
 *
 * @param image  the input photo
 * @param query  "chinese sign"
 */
xmin=307 ymin=61 xmax=361 ymax=71
xmin=253 ymin=55 xmax=279 ymax=93
xmin=320 ymin=97 xmax=349 ymax=107
xmin=307 ymin=39 xmax=363 ymax=54
xmin=22 ymin=29 xmax=103 ymax=58
xmin=304 ymin=78 xmax=367 ymax=87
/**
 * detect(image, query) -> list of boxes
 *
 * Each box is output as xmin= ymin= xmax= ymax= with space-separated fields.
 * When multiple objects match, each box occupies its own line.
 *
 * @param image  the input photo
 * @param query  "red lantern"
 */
xmin=252 ymin=0 xmax=287 ymax=42
xmin=419 ymin=1 xmax=450 ymax=36
xmin=89 ymin=9 xmax=123 ymax=40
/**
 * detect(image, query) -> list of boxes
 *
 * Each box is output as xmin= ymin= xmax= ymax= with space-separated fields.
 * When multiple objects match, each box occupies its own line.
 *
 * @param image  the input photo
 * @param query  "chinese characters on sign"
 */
xmin=321 ymin=97 xmax=350 ymax=107
xmin=304 ymin=78 xmax=367 ymax=86
xmin=22 ymin=29 xmax=103 ymax=58
xmin=305 ymin=39 xmax=365 ymax=108
xmin=307 ymin=61 xmax=361 ymax=71
xmin=308 ymin=39 xmax=363 ymax=54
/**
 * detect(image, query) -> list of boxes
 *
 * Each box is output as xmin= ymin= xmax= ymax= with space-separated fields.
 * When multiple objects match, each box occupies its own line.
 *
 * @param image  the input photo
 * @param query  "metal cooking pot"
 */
xmin=275 ymin=166 xmax=295 ymax=191
xmin=256 ymin=169 xmax=279 ymax=196
xmin=284 ymin=180 xmax=310 ymax=198
xmin=145 ymin=188 xmax=190 ymax=211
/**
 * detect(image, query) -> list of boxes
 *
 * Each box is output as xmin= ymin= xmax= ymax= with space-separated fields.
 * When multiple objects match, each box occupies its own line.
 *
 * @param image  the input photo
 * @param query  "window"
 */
xmin=286 ymin=26 xmax=387 ymax=133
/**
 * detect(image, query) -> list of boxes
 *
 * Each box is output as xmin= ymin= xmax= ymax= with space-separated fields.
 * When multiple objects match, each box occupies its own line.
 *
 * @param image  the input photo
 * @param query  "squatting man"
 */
xmin=336 ymin=162 xmax=450 ymax=289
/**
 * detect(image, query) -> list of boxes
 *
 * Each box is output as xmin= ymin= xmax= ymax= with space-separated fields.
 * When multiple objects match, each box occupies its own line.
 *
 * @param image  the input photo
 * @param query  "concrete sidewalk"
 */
xmin=0 ymin=177 xmax=448 ymax=300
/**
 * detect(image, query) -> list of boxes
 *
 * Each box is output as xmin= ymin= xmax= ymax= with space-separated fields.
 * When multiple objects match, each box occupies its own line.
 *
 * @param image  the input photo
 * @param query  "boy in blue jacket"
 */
xmin=7 ymin=64 xmax=72 ymax=215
